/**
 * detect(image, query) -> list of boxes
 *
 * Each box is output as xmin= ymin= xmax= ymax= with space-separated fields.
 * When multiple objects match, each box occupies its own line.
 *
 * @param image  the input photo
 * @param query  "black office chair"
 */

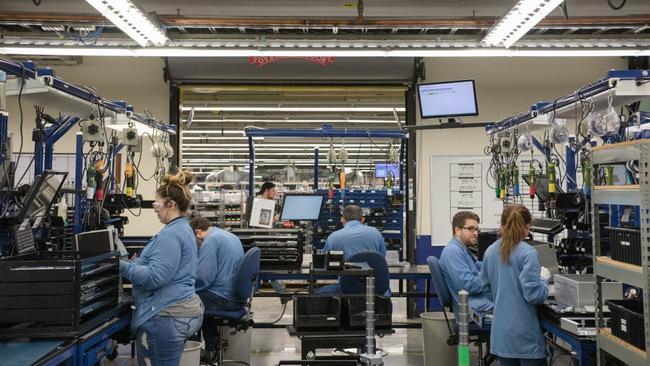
xmin=340 ymin=251 xmax=391 ymax=296
xmin=203 ymin=247 xmax=261 ymax=366
xmin=426 ymin=255 xmax=495 ymax=366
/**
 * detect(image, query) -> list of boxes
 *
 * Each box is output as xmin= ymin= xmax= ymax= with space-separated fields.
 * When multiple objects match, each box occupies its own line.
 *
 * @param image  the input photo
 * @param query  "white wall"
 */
xmin=415 ymin=57 xmax=628 ymax=236
xmin=5 ymin=57 xmax=169 ymax=236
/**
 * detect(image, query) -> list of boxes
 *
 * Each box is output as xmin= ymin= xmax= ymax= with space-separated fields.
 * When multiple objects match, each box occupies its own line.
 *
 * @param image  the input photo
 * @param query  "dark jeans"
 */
xmin=499 ymin=357 xmax=547 ymax=366
xmin=197 ymin=292 xmax=245 ymax=352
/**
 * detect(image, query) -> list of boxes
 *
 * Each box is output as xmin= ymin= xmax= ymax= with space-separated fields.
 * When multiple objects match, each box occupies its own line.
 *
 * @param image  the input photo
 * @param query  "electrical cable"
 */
xmin=607 ymin=0 xmax=627 ymax=10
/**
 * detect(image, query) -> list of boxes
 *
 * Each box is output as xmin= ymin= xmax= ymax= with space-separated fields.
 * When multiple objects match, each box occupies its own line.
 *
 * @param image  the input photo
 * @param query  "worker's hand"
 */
xmin=540 ymin=266 xmax=552 ymax=282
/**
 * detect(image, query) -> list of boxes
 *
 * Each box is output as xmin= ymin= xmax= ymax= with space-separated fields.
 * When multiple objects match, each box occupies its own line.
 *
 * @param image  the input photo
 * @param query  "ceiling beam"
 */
xmin=1 ymin=12 xmax=649 ymax=29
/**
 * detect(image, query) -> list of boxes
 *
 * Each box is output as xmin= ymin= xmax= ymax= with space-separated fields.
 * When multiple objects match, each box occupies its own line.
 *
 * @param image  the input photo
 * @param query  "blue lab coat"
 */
xmin=196 ymin=227 xmax=245 ymax=303
xmin=480 ymin=239 xmax=549 ymax=359
xmin=120 ymin=216 xmax=198 ymax=333
xmin=439 ymin=237 xmax=493 ymax=313
xmin=322 ymin=220 xmax=386 ymax=259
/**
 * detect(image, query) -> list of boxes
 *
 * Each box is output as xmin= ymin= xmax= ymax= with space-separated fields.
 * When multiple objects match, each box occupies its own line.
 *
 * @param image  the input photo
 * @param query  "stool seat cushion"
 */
xmin=205 ymin=308 xmax=247 ymax=321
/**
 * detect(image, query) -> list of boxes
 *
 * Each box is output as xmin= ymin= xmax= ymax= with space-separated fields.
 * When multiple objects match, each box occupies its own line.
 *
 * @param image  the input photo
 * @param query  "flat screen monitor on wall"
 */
xmin=417 ymin=79 xmax=479 ymax=119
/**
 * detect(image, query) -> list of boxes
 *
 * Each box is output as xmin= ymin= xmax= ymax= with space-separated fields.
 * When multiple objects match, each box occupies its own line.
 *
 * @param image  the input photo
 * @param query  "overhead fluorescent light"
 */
xmin=183 ymin=119 xmax=400 ymax=124
xmin=180 ymin=106 xmax=406 ymax=112
xmin=84 ymin=0 xmax=169 ymax=47
xmin=182 ymin=136 xmax=264 ymax=141
xmin=482 ymin=0 xmax=565 ymax=48
xmin=2 ymin=47 xmax=649 ymax=58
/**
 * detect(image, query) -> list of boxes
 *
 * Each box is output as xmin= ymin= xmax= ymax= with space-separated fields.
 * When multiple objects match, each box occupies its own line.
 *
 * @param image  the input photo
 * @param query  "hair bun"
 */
xmin=162 ymin=170 xmax=193 ymax=187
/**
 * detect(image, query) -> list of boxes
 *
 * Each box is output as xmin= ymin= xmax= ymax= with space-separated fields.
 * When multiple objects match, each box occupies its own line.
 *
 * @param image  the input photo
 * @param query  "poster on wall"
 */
xmin=430 ymin=155 xmax=503 ymax=247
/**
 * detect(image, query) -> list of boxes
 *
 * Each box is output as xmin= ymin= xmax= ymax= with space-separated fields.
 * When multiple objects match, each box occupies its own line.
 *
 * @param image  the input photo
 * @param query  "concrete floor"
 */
xmin=107 ymin=295 xmax=576 ymax=366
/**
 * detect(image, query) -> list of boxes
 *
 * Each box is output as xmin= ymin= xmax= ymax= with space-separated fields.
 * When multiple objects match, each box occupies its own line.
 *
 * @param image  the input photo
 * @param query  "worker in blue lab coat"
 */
xmin=190 ymin=216 xmax=245 ymax=360
xmin=318 ymin=204 xmax=387 ymax=295
xmin=120 ymin=170 xmax=203 ymax=366
xmin=480 ymin=204 xmax=551 ymax=366
xmin=439 ymin=211 xmax=493 ymax=314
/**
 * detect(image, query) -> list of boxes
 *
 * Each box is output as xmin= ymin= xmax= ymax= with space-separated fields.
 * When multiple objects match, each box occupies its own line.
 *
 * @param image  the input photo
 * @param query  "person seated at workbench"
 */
xmin=190 ymin=216 xmax=245 ymax=361
xmin=439 ymin=211 xmax=493 ymax=314
xmin=317 ymin=204 xmax=387 ymax=295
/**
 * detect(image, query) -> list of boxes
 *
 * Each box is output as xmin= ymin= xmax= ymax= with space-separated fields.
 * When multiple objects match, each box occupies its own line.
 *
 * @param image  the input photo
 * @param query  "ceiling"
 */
xmin=0 ymin=0 xmax=648 ymax=55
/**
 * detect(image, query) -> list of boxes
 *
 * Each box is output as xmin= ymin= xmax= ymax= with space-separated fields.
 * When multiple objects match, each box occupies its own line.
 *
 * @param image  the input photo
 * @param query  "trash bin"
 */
xmin=179 ymin=341 xmax=202 ymax=366
xmin=420 ymin=312 xmax=456 ymax=366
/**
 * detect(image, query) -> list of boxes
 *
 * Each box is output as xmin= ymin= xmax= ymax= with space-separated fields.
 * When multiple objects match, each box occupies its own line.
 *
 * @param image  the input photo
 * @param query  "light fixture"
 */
xmin=1 ymin=47 xmax=649 ymax=58
xmin=84 ymin=0 xmax=169 ymax=47
xmin=482 ymin=0 xmax=565 ymax=48
xmin=180 ymin=106 xmax=406 ymax=113
xmin=183 ymin=118 xmax=400 ymax=124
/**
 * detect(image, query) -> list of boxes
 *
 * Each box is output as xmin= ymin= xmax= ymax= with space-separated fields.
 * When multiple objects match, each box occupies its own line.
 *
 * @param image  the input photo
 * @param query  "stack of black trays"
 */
xmin=231 ymin=228 xmax=304 ymax=270
xmin=0 ymin=251 xmax=120 ymax=338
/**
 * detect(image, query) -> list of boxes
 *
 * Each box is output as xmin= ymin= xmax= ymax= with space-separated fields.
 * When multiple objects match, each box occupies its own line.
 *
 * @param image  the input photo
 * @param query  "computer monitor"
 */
xmin=280 ymin=193 xmax=325 ymax=221
xmin=417 ymin=79 xmax=479 ymax=119
xmin=17 ymin=171 xmax=67 ymax=222
xmin=522 ymin=173 xmax=563 ymax=202
xmin=375 ymin=162 xmax=400 ymax=178
xmin=75 ymin=229 xmax=114 ymax=253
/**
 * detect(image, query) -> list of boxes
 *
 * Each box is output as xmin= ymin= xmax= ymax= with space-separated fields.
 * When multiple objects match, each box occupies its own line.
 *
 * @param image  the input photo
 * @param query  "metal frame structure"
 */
xmin=0 ymin=57 xmax=175 ymax=237
xmin=591 ymin=140 xmax=650 ymax=365
xmin=485 ymin=70 xmax=650 ymax=136
xmin=244 ymin=127 xmax=407 ymax=197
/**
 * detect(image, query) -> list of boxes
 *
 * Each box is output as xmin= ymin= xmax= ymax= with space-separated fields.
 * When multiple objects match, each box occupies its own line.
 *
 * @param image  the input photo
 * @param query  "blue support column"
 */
xmin=313 ymin=147 xmax=319 ymax=190
xmin=399 ymin=141 xmax=406 ymax=192
xmin=566 ymin=136 xmax=577 ymax=192
xmin=248 ymin=136 xmax=255 ymax=197
xmin=44 ymin=126 xmax=55 ymax=171
xmin=34 ymin=141 xmax=44 ymax=178
xmin=74 ymin=133 xmax=84 ymax=234
xmin=0 ymin=112 xmax=7 ymax=166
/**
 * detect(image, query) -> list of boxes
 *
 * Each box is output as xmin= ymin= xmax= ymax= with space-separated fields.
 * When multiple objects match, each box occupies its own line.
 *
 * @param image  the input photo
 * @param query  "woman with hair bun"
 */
xmin=120 ymin=170 xmax=204 ymax=366
xmin=480 ymin=204 xmax=551 ymax=366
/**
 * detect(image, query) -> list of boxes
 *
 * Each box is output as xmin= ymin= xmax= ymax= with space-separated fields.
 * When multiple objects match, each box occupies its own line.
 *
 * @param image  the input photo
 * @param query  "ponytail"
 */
xmin=499 ymin=204 xmax=532 ymax=263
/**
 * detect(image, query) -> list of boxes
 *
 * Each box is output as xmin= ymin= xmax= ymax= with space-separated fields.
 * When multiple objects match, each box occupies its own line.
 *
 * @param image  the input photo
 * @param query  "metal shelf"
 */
xmin=591 ymin=139 xmax=648 ymax=165
xmin=594 ymin=257 xmax=644 ymax=288
xmin=598 ymin=329 xmax=647 ymax=366
xmin=591 ymin=139 xmax=650 ymax=365
xmin=592 ymin=188 xmax=639 ymax=205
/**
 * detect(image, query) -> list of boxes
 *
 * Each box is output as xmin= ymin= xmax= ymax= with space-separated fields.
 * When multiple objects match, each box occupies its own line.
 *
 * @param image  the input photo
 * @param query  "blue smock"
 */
xmin=120 ymin=216 xmax=198 ymax=333
xmin=196 ymin=227 xmax=245 ymax=303
xmin=439 ymin=237 xmax=493 ymax=313
xmin=480 ymin=239 xmax=549 ymax=359
xmin=322 ymin=220 xmax=386 ymax=259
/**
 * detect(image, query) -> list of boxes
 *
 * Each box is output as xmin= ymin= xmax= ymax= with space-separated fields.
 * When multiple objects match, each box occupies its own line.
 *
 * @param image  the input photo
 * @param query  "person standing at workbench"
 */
xmin=120 ymin=170 xmax=204 ymax=366
xmin=480 ymin=204 xmax=550 ymax=366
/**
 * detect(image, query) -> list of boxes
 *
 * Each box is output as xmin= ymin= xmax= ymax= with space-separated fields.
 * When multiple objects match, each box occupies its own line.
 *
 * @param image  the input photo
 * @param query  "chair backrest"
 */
xmin=426 ymin=255 xmax=452 ymax=308
xmin=235 ymin=247 xmax=261 ymax=304
xmin=340 ymin=251 xmax=390 ymax=296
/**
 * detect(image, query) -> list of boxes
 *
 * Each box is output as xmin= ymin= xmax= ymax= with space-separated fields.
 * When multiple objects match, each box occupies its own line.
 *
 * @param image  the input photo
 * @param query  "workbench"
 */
xmin=0 ymin=313 xmax=130 ymax=366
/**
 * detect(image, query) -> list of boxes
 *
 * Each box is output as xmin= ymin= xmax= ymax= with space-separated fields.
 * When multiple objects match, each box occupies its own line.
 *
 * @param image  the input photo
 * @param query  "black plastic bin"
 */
xmin=606 ymin=299 xmax=645 ymax=351
xmin=341 ymin=295 xmax=392 ymax=330
xmin=606 ymin=226 xmax=641 ymax=266
xmin=293 ymin=295 xmax=340 ymax=330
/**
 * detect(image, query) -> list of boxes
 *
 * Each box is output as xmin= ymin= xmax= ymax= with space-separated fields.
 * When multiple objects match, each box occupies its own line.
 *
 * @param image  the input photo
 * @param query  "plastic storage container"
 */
xmin=293 ymin=295 xmax=340 ymax=330
xmin=606 ymin=226 xmax=641 ymax=266
xmin=341 ymin=295 xmax=392 ymax=330
xmin=554 ymin=274 xmax=622 ymax=308
xmin=606 ymin=299 xmax=645 ymax=350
